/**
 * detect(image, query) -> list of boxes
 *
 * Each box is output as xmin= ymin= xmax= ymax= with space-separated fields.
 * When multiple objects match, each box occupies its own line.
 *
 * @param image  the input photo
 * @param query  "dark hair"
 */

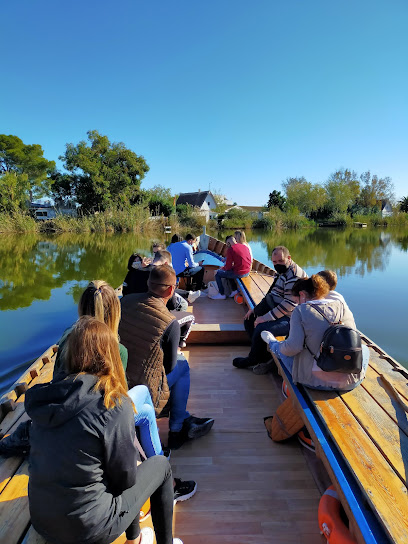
xmin=272 ymin=245 xmax=290 ymax=258
xmin=127 ymin=253 xmax=142 ymax=270
xmin=292 ymin=274 xmax=330 ymax=300
xmin=148 ymin=264 xmax=177 ymax=296
xmin=185 ymin=233 xmax=196 ymax=242
xmin=171 ymin=234 xmax=182 ymax=243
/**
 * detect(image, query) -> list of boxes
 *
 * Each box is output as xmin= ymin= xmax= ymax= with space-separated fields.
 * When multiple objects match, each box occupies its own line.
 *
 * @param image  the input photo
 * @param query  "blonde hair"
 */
xmin=78 ymin=280 xmax=121 ymax=337
xmin=234 ymin=230 xmax=247 ymax=244
xmin=292 ymin=274 xmax=330 ymax=300
xmin=66 ymin=316 xmax=128 ymax=410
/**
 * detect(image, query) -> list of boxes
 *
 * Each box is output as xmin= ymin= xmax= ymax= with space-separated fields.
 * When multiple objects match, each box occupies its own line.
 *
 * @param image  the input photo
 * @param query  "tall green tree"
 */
xmin=358 ymin=171 xmax=395 ymax=208
xmin=324 ymin=168 xmax=360 ymax=214
xmin=141 ymin=185 xmax=175 ymax=216
xmin=0 ymin=134 xmax=55 ymax=210
xmin=266 ymin=190 xmax=286 ymax=210
xmin=54 ymin=130 xmax=149 ymax=212
xmin=282 ymin=177 xmax=327 ymax=216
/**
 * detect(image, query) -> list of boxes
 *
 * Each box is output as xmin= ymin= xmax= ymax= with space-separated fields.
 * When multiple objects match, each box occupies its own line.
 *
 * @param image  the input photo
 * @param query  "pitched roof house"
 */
xmin=176 ymin=190 xmax=217 ymax=222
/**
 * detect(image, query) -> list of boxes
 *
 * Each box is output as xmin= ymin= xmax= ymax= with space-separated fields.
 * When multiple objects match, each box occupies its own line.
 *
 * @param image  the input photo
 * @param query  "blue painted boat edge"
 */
xmin=237 ymin=279 xmax=389 ymax=544
xmin=282 ymin=365 xmax=389 ymax=544
xmin=194 ymin=249 xmax=224 ymax=262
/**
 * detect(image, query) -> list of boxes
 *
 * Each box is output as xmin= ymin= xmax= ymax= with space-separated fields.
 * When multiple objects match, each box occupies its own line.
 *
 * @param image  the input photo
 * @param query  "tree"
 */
xmin=266 ymin=190 xmax=286 ymax=210
xmin=141 ymin=185 xmax=175 ymax=216
xmin=324 ymin=168 xmax=360 ymax=214
xmin=358 ymin=171 xmax=395 ymax=208
xmin=399 ymin=196 xmax=408 ymax=213
xmin=282 ymin=177 xmax=327 ymax=216
xmin=54 ymin=130 xmax=149 ymax=212
xmin=0 ymin=134 xmax=55 ymax=209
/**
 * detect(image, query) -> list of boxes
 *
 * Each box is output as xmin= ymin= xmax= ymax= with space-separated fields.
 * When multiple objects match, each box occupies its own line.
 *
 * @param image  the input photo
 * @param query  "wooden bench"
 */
xmin=237 ymin=271 xmax=408 ymax=544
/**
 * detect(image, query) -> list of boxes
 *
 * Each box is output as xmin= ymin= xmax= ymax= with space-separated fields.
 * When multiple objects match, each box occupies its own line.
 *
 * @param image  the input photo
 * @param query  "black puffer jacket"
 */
xmin=25 ymin=374 xmax=138 ymax=544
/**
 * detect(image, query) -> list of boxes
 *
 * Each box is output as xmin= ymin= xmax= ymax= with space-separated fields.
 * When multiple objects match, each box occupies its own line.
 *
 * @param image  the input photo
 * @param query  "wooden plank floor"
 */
xmin=167 ymin=345 xmax=324 ymax=544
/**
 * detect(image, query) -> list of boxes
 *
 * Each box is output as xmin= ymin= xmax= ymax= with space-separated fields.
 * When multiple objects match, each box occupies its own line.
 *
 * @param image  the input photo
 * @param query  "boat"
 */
xmin=1 ymin=228 xmax=407 ymax=544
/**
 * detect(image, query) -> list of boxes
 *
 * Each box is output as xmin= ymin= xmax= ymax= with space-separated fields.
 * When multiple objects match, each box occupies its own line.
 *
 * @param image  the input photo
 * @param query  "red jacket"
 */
xmin=224 ymin=243 xmax=252 ymax=275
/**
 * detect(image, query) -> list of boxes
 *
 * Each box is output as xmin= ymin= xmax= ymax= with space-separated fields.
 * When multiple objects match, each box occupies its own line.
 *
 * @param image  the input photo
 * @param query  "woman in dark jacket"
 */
xmin=26 ymin=316 xmax=183 ymax=544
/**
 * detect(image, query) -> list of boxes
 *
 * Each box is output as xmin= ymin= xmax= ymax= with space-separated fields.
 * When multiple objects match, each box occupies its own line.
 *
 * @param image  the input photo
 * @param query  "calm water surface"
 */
xmin=1 ymin=228 xmax=407 ymax=395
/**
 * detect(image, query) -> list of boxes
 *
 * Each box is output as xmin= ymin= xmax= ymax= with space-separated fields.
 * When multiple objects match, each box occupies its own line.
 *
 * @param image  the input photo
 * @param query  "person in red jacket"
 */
xmin=210 ymin=235 xmax=252 ymax=300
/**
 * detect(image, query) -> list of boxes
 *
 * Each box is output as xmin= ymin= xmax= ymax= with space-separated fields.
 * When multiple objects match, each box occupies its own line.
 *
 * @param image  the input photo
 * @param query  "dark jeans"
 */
xmin=215 ymin=269 xmax=249 ymax=295
xmin=244 ymin=313 xmax=290 ymax=364
xmin=178 ymin=266 xmax=205 ymax=290
xmin=95 ymin=456 xmax=174 ymax=544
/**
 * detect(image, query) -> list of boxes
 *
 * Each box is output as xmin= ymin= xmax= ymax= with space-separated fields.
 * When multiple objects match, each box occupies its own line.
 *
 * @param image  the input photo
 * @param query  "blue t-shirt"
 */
xmin=168 ymin=241 xmax=198 ymax=275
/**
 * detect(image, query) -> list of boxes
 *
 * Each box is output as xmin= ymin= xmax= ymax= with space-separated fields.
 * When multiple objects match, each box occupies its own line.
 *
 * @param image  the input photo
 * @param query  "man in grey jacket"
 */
xmin=233 ymin=246 xmax=307 ymax=372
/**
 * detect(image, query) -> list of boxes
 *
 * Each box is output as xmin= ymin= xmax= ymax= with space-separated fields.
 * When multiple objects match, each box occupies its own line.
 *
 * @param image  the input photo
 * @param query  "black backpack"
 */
xmin=306 ymin=304 xmax=363 ymax=374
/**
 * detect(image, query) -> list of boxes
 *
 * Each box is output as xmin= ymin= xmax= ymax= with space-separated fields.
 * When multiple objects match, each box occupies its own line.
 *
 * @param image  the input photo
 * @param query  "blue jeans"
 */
xmin=215 ymin=269 xmax=249 ymax=295
xmin=127 ymin=385 xmax=163 ymax=457
xmin=166 ymin=357 xmax=191 ymax=432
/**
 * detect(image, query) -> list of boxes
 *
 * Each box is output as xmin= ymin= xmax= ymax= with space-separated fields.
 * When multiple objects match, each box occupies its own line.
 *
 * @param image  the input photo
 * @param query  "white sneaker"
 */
xmin=208 ymin=293 xmax=226 ymax=300
xmin=173 ymin=539 xmax=184 ymax=544
xmin=187 ymin=290 xmax=201 ymax=303
xmin=229 ymin=290 xmax=239 ymax=298
xmin=140 ymin=527 xmax=154 ymax=544
xmin=261 ymin=330 xmax=277 ymax=344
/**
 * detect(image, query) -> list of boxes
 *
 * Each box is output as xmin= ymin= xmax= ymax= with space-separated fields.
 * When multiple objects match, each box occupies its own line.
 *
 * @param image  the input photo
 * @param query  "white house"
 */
xmin=380 ymin=200 xmax=393 ymax=218
xmin=176 ymin=190 xmax=217 ymax=222
xmin=225 ymin=205 xmax=265 ymax=220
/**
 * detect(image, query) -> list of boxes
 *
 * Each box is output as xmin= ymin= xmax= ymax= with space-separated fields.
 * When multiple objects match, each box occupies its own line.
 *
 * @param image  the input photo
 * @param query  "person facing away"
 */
xmin=233 ymin=245 xmax=307 ymax=371
xmin=118 ymin=264 xmax=214 ymax=450
xmin=210 ymin=235 xmax=252 ymax=300
xmin=234 ymin=230 xmax=253 ymax=261
xmin=167 ymin=233 xmax=205 ymax=291
xmin=317 ymin=269 xmax=356 ymax=328
xmin=262 ymin=274 xmax=368 ymax=391
xmin=26 ymin=316 xmax=184 ymax=544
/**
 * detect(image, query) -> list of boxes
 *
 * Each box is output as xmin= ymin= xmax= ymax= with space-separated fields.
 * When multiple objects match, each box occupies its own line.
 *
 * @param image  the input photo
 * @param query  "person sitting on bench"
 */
xmin=26 ymin=316 xmax=185 ymax=544
xmin=261 ymin=274 xmax=368 ymax=391
xmin=119 ymin=264 xmax=214 ymax=450
xmin=167 ymin=233 xmax=206 ymax=291
xmin=233 ymin=245 xmax=307 ymax=372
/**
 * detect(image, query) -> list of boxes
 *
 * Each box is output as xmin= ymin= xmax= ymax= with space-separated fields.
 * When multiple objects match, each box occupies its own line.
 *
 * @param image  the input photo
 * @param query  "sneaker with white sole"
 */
xmin=229 ymin=289 xmax=239 ymax=297
xmin=174 ymin=478 xmax=197 ymax=504
xmin=173 ymin=539 xmax=184 ymax=544
xmin=261 ymin=330 xmax=277 ymax=344
xmin=140 ymin=527 xmax=154 ymax=544
xmin=208 ymin=293 xmax=226 ymax=300
xmin=187 ymin=290 xmax=201 ymax=303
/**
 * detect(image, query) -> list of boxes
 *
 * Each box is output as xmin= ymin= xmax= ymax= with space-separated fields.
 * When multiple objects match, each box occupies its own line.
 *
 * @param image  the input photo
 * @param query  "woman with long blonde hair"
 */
xmin=234 ymin=230 xmax=253 ymax=260
xmin=26 ymin=316 xmax=182 ymax=544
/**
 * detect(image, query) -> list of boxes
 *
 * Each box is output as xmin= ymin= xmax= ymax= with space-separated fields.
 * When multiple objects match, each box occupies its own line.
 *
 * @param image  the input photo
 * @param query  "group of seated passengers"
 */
xmin=23 ymin=245 xmax=213 ymax=544
xmin=233 ymin=244 xmax=368 ymax=391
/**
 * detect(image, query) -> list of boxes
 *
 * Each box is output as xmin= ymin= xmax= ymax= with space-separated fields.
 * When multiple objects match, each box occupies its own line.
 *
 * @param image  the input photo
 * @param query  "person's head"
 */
xmin=317 ymin=270 xmax=337 ymax=291
xmin=66 ymin=316 xmax=128 ymax=410
xmin=271 ymin=246 xmax=292 ymax=274
xmin=185 ymin=233 xmax=196 ymax=246
xmin=225 ymin=235 xmax=237 ymax=248
xmin=152 ymin=250 xmax=172 ymax=266
xmin=292 ymin=274 xmax=330 ymax=304
xmin=78 ymin=280 xmax=121 ymax=337
xmin=127 ymin=253 xmax=142 ymax=270
xmin=234 ymin=230 xmax=247 ymax=244
xmin=152 ymin=242 xmax=165 ymax=254
xmin=148 ymin=264 xmax=177 ymax=300
xmin=171 ymin=234 xmax=182 ymax=244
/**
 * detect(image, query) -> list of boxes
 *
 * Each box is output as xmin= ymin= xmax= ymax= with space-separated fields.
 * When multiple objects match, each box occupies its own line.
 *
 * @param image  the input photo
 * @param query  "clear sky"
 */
xmin=2 ymin=0 xmax=407 ymax=204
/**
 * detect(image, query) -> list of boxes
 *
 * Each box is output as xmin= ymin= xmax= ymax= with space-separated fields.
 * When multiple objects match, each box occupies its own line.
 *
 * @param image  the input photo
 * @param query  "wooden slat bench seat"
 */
xmin=235 ymin=270 xmax=408 ymax=543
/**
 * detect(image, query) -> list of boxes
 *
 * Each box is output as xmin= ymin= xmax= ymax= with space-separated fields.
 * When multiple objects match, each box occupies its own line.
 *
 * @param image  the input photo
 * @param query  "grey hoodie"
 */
xmin=25 ymin=373 xmax=138 ymax=544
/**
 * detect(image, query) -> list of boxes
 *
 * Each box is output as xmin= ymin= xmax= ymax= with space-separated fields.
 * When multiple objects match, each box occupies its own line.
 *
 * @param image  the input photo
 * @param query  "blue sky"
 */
xmin=2 ymin=0 xmax=407 ymax=204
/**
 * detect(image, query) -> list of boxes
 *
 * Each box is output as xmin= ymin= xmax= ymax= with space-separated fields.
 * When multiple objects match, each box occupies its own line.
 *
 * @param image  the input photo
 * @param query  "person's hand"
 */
xmin=244 ymin=308 xmax=254 ymax=320
xmin=255 ymin=315 xmax=270 ymax=327
xmin=142 ymin=257 xmax=152 ymax=267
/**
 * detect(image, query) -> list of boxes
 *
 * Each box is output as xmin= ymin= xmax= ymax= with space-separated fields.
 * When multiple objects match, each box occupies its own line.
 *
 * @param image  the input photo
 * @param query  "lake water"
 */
xmin=1 ymin=228 xmax=407 ymax=396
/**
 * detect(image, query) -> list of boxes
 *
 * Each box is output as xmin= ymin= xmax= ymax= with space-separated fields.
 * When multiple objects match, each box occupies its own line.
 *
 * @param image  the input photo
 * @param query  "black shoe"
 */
xmin=174 ymin=478 xmax=197 ymax=504
xmin=183 ymin=415 xmax=214 ymax=439
xmin=168 ymin=428 xmax=189 ymax=450
xmin=162 ymin=446 xmax=171 ymax=460
xmin=232 ymin=356 xmax=254 ymax=369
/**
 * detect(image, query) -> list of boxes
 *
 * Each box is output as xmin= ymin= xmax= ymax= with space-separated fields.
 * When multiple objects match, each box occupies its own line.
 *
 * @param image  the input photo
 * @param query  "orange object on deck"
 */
xmin=234 ymin=293 xmax=244 ymax=304
xmin=318 ymin=486 xmax=357 ymax=544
